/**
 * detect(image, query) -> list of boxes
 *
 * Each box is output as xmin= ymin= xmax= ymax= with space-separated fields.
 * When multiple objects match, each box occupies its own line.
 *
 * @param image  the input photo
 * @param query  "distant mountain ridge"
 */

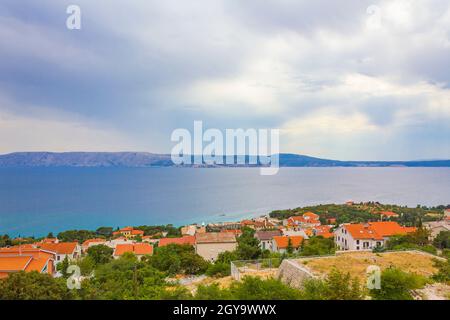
xmin=0 ymin=152 xmax=449 ymax=167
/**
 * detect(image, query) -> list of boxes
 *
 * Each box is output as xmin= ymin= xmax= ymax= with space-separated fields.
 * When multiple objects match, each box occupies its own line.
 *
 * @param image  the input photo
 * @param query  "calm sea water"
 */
xmin=0 ymin=167 xmax=449 ymax=237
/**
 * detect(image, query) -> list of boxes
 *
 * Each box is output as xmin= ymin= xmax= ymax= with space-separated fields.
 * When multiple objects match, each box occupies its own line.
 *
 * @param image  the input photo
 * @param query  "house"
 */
xmin=81 ymin=238 xmax=106 ymax=253
xmin=40 ymin=238 xmax=59 ymax=244
xmin=0 ymin=248 xmax=55 ymax=278
xmin=112 ymin=227 xmax=145 ymax=238
xmin=281 ymin=228 xmax=310 ymax=239
xmin=379 ymin=211 xmax=399 ymax=219
xmin=181 ymin=224 xmax=206 ymax=236
xmin=326 ymin=218 xmax=337 ymax=224
xmin=158 ymin=236 xmax=196 ymax=247
xmin=334 ymin=221 xmax=417 ymax=251
xmin=141 ymin=236 xmax=160 ymax=244
xmin=313 ymin=225 xmax=334 ymax=238
xmin=272 ymin=236 xmax=303 ymax=253
xmin=38 ymin=242 xmax=81 ymax=265
xmin=254 ymin=230 xmax=282 ymax=251
xmin=113 ymin=243 xmax=153 ymax=259
xmin=285 ymin=212 xmax=321 ymax=230
xmin=195 ymin=232 xmax=237 ymax=261
xmin=423 ymin=220 xmax=450 ymax=240
xmin=240 ymin=219 xmax=274 ymax=230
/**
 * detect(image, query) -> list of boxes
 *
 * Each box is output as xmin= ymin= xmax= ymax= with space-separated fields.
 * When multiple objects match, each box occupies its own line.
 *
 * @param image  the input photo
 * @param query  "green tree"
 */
xmin=87 ymin=244 xmax=113 ymax=265
xmin=229 ymin=276 xmax=301 ymax=300
xmin=57 ymin=256 xmax=70 ymax=278
xmin=370 ymin=267 xmax=427 ymax=300
xmin=300 ymin=236 xmax=335 ymax=256
xmin=96 ymin=227 xmax=113 ymax=238
xmin=433 ymin=231 xmax=450 ymax=249
xmin=300 ymin=269 xmax=363 ymax=300
xmin=235 ymin=227 xmax=262 ymax=260
xmin=286 ymin=238 xmax=294 ymax=255
xmin=0 ymin=272 xmax=73 ymax=300
xmin=432 ymin=258 xmax=450 ymax=283
xmin=149 ymin=244 xmax=209 ymax=275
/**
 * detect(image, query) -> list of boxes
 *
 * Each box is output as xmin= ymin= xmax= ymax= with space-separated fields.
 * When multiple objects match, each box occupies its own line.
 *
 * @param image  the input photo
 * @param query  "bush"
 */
xmin=300 ymin=269 xmax=364 ymax=300
xmin=370 ymin=267 xmax=427 ymax=300
xmin=149 ymin=244 xmax=209 ymax=276
xmin=0 ymin=272 xmax=73 ymax=300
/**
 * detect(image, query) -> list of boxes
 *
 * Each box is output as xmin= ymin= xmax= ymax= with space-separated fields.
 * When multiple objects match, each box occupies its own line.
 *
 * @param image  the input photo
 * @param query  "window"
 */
xmin=356 ymin=240 xmax=360 ymax=244
xmin=363 ymin=242 xmax=369 ymax=248
xmin=356 ymin=246 xmax=360 ymax=250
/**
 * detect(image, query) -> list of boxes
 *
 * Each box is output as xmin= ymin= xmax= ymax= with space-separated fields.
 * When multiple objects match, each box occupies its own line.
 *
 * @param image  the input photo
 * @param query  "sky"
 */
xmin=0 ymin=0 xmax=449 ymax=161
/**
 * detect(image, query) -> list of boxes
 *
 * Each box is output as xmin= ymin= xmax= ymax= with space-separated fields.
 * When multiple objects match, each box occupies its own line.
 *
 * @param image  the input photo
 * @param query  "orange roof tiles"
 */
xmin=273 ymin=235 xmax=303 ymax=248
xmin=39 ymin=242 xmax=78 ymax=254
xmin=82 ymin=238 xmax=106 ymax=247
xmin=0 ymin=256 xmax=31 ymax=271
xmin=158 ymin=236 xmax=195 ymax=247
xmin=344 ymin=222 xmax=416 ymax=240
xmin=114 ymin=243 xmax=153 ymax=256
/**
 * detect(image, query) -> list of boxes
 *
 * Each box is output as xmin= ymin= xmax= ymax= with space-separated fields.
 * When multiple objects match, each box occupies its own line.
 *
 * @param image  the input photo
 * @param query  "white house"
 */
xmin=254 ymin=230 xmax=282 ymax=251
xmin=334 ymin=221 xmax=416 ymax=251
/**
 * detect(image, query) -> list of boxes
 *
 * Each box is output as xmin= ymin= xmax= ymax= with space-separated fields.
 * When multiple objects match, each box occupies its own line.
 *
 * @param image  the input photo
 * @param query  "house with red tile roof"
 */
xmin=0 ymin=248 xmax=55 ymax=278
xmin=254 ymin=230 xmax=282 ymax=251
xmin=272 ymin=236 xmax=304 ymax=253
xmin=313 ymin=225 xmax=334 ymax=238
xmin=335 ymin=221 xmax=417 ymax=251
xmin=113 ymin=243 xmax=153 ymax=259
xmin=285 ymin=212 xmax=321 ymax=230
xmin=81 ymin=238 xmax=107 ymax=253
xmin=37 ymin=242 xmax=81 ymax=265
xmin=158 ymin=236 xmax=196 ymax=247
xmin=112 ymin=227 xmax=145 ymax=238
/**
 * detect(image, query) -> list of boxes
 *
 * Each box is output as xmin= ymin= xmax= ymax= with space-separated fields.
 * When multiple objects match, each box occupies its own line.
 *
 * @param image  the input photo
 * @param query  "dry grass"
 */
xmin=297 ymin=251 xmax=439 ymax=282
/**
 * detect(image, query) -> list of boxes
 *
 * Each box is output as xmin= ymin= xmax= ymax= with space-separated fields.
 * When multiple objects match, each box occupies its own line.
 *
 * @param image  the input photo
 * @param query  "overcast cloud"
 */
xmin=0 ymin=0 xmax=449 ymax=160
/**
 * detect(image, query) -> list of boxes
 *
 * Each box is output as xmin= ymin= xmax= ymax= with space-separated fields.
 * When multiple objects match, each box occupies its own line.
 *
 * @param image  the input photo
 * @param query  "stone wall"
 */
xmin=276 ymin=259 xmax=315 ymax=289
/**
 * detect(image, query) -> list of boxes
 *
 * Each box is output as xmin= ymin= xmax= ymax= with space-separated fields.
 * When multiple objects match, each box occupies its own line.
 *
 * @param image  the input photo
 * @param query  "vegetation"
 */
xmin=432 ymin=257 xmax=450 ymax=283
xmin=134 ymin=224 xmax=181 ymax=237
xmin=57 ymin=230 xmax=97 ymax=243
xmin=87 ymin=244 xmax=114 ymax=265
xmin=0 ymin=272 xmax=73 ymax=300
xmin=147 ymin=244 xmax=209 ymax=276
xmin=300 ymin=269 xmax=364 ymax=300
xmin=269 ymin=202 xmax=444 ymax=226
xmin=299 ymin=236 xmax=335 ymax=256
xmin=385 ymin=228 xmax=436 ymax=254
xmin=369 ymin=267 xmax=428 ymax=300
xmin=433 ymin=231 xmax=450 ymax=249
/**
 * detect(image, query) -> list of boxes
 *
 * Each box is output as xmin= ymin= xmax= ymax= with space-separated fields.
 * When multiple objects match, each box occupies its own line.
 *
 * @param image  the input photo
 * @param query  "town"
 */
xmin=0 ymin=202 xmax=449 ymax=300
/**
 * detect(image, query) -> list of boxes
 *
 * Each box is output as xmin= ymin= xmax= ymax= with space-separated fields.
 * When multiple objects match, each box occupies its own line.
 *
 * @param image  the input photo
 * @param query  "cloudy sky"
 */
xmin=0 ymin=0 xmax=449 ymax=160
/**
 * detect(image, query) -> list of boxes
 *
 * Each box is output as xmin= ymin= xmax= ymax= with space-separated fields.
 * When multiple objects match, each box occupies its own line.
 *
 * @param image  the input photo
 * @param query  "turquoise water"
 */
xmin=0 ymin=167 xmax=449 ymax=237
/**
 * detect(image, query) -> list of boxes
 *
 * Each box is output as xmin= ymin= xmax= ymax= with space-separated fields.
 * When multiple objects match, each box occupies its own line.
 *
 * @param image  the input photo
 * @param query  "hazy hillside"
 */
xmin=0 ymin=152 xmax=449 ymax=167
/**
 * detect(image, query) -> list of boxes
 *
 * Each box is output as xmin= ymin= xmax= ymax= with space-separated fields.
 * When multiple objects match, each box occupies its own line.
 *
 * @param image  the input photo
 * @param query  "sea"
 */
xmin=0 ymin=167 xmax=449 ymax=237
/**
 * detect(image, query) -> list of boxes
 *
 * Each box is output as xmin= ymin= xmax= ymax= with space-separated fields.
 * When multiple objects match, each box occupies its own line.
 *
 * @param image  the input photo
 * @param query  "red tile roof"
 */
xmin=273 ymin=236 xmax=303 ymax=249
xmin=344 ymin=222 xmax=416 ymax=240
xmin=379 ymin=211 xmax=399 ymax=217
xmin=158 ymin=236 xmax=195 ymax=247
xmin=38 ymin=242 xmax=78 ymax=254
xmin=114 ymin=243 xmax=153 ymax=256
